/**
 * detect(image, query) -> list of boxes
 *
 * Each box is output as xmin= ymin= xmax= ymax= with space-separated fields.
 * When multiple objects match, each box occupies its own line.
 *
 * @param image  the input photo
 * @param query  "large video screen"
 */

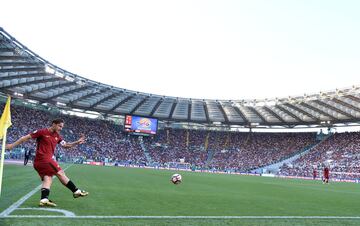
xmin=124 ymin=115 xmax=158 ymax=135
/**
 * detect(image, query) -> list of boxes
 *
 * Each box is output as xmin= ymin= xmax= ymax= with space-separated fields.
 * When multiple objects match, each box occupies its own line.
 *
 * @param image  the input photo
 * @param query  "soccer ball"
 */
xmin=171 ymin=173 xmax=182 ymax=184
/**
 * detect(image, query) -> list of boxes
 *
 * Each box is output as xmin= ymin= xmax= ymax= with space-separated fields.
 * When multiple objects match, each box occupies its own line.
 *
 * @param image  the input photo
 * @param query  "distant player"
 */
xmin=24 ymin=149 xmax=32 ymax=166
xmin=323 ymin=166 xmax=330 ymax=184
xmin=312 ymin=168 xmax=317 ymax=180
xmin=6 ymin=118 xmax=89 ymax=207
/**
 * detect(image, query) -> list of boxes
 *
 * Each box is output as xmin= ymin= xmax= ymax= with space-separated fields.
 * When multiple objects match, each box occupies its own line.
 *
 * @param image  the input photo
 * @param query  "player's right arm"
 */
xmin=6 ymin=129 xmax=44 ymax=150
xmin=6 ymin=134 xmax=32 ymax=150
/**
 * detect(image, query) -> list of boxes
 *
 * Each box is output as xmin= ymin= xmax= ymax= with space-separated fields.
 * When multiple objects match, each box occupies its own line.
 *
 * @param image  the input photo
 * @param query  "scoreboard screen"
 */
xmin=124 ymin=115 xmax=158 ymax=135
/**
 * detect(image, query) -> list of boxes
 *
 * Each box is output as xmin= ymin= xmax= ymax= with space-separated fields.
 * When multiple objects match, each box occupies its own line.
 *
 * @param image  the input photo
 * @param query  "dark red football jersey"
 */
xmin=323 ymin=167 xmax=329 ymax=177
xmin=30 ymin=128 xmax=63 ymax=162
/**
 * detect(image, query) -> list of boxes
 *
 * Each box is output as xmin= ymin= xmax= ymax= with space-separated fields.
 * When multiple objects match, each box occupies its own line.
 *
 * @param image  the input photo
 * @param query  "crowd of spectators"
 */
xmin=208 ymin=132 xmax=316 ymax=171
xmin=6 ymin=104 xmax=146 ymax=164
xmin=279 ymin=132 xmax=360 ymax=179
xmin=6 ymin=103 xmax=360 ymax=176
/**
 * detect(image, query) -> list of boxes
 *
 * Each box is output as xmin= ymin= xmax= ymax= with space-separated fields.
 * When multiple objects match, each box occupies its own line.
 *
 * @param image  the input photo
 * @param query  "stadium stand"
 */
xmin=279 ymin=132 xmax=360 ymax=179
xmin=4 ymin=102 xmax=322 ymax=173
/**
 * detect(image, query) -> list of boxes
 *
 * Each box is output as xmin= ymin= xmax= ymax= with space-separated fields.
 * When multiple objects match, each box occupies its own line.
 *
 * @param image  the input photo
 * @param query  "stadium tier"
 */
xmin=2 ymin=27 xmax=360 ymax=128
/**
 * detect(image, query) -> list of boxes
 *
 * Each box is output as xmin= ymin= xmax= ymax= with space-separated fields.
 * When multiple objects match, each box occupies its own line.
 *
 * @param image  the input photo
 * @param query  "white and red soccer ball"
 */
xmin=171 ymin=173 xmax=182 ymax=184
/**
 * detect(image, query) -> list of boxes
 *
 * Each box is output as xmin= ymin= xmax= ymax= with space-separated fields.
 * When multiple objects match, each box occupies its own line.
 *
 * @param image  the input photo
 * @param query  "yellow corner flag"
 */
xmin=0 ymin=96 xmax=12 ymax=196
xmin=0 ymin=96 xmax=12 ymax=139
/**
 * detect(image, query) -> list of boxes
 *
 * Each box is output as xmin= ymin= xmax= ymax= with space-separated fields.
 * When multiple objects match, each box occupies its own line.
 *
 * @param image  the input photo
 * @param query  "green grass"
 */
xmin=0 ymin=165 xmax=39 ymax=212
xmin=1 ymin=163 xmax=360 ymax=225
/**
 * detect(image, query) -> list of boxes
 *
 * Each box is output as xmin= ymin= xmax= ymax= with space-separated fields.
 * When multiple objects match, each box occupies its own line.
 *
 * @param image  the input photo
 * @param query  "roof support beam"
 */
xmin=168 ymin=101 xmax=177 ymax=120
xmin=284 ymin=103 xmax=319 ymax=122
xmin=203 ymin=102 xmax=210 ymax=123
xmin=347 ymin=95 xmax=360 ymax=103
xmin=263 ymin=106 xmax=287 ymax=123
xmin=332 ymin=98 xmax=360 ymax=113
xmin=300 ymin=102 xmax=336 ymax=120
xmin=275 ymin=105 xmax=303 ymax=123
xmin=233 ymin=105 xmax=249 ymax=125
xmin=149 ymin=98 xmax=163 ymax=117
xmin=249 ymin=107 xmax=267 ymax=124
xmin=187 ymin=101 xmax=192 ymax=121
xmin=105 ymin=94 xmax=135 ymax=114
xmin=314 ymin=99 xmax=354 ymax=119
xmin=218 ymin=103 xmax=230 ymax=124
xmin=130 ymin=96 xmax=148 ymax=115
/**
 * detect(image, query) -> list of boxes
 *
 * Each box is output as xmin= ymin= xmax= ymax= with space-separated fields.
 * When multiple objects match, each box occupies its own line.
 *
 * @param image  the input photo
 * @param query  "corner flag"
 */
xmin=0 ymin=96 xmax=12 ymax=196
xmin=0 ymin=96 xmax=12 ymax=139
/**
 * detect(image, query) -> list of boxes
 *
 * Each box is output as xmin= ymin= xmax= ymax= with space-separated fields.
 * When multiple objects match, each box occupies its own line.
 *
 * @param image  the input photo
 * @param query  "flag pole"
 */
xmin=0 ymin=128 xmax=8 ymax=196
xmin=0 ymin=96 xmax=12 ymax=196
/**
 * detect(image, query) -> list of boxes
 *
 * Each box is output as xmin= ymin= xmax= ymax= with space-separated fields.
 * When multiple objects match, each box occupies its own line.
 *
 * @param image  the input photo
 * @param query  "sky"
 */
xmin=1 ymin=0 xmax=360 ymax=100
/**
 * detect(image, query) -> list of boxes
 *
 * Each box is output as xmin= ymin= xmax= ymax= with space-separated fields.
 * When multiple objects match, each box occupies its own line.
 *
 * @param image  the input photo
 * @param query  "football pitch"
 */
xmin=1 ymin=164 xmax=360 ymax=226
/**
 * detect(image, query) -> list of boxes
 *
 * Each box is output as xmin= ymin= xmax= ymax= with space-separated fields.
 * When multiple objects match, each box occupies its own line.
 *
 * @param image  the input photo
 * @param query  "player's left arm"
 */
xmin=60 ymin=134 xmax=86 ymax=149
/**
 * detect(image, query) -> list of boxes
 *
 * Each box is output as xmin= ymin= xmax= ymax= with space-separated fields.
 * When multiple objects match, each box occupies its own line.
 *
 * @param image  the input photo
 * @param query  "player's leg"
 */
xmin=39 ymin=176 xmax=57 ymax=207
xmin=24 ymin=155 xmax=28 ymax=165
xmin=56 ymin=170 xmax=89 ymax=198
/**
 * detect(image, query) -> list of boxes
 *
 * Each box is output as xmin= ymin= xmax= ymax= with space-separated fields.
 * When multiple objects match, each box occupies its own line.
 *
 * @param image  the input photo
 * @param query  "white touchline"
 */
xmin=16 ymin=208 xmax=75 ymax=217
xmin=0 ymin=184 xmax=42 ymax=217
xmin=2 ymin=215 xmax=360 ymax=219
xmin=0 ymin=164 xmax=74 ymax=217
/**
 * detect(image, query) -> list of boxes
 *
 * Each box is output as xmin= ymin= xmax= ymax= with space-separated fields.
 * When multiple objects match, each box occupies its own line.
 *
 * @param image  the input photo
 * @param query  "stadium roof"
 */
xmin=1 ymin=27 xmax=360 ymax=128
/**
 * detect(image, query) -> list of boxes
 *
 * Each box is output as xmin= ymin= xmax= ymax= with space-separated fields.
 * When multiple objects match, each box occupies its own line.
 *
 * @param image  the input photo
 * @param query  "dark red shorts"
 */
xmin=33 ymin=159 xmax=62 ymax=180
